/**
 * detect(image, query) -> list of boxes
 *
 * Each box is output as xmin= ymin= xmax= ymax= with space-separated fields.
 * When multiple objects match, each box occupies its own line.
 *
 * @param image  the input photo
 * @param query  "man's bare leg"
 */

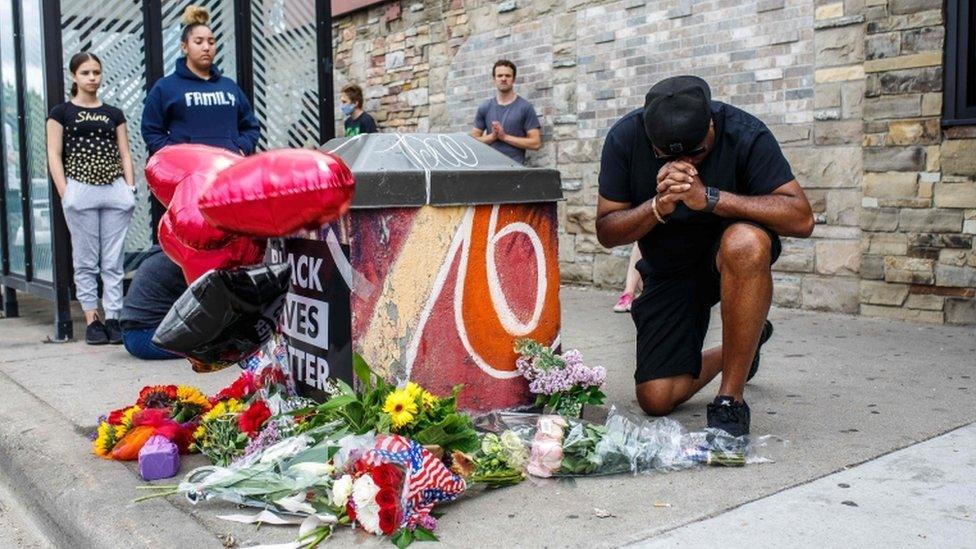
xmin=715 ymin=224 xmax=773 ymax=401
xmin=635 ymin=346 xmax=723 ymax=415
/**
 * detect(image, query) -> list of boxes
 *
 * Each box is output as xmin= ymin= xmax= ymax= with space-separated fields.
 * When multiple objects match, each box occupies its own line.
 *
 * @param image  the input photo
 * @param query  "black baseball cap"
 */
xmin=643 ymin=75 xmax=712 ymax=157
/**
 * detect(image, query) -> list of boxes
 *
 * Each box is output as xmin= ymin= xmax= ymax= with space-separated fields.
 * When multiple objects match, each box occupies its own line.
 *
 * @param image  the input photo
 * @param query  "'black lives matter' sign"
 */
xmin=270 ymin=238 xmax=352 ymax=401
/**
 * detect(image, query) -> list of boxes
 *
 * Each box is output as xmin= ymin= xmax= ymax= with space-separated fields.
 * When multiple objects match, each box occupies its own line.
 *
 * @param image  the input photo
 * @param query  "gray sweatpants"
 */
xmin=62 ymin=177 xmax=135 ymax=318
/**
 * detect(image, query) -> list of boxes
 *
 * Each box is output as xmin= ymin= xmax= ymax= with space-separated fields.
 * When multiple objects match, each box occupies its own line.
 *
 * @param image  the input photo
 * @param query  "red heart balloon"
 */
xmin=145 ymin=144 xmax=242 ymax=207
xmin=158 ymin=215 xmax=266 ymax=284
xmin=198 ymin=148 xmax=355 ymax=238
xmin=165 ymin=172 xmax=234 ymax=250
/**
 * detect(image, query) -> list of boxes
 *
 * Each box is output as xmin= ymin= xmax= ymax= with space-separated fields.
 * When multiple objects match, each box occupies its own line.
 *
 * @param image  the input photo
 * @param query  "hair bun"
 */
xmin=181 ymin=5 xmax=210 ymax=26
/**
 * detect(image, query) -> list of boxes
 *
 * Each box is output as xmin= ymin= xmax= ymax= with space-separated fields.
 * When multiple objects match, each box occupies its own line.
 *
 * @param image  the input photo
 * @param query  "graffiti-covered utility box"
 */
xmin=272 ymin=133 xmax=562 ymax=412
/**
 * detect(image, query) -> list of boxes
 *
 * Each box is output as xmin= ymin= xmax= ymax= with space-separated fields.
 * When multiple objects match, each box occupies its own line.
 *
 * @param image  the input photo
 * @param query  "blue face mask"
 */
xmin=340 ymin=103 xmax=355 ymax=116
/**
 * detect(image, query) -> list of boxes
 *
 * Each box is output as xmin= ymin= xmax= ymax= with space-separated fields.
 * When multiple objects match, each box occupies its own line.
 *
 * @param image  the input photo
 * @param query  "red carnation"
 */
xmin=213 ymin=372 xmax=257 ymax=402
xmin=237 ymin=400 xmax=271 ymax=438
xmin=378 ymin=506 xmax=399 ymax=535
xmin=346 ymin=501 xmax=357 ymax=522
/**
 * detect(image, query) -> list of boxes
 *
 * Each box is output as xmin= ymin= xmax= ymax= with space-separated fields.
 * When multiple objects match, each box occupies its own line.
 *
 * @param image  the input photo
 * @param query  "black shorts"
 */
xmin=630 ymin=221 xmax=781 ymax=384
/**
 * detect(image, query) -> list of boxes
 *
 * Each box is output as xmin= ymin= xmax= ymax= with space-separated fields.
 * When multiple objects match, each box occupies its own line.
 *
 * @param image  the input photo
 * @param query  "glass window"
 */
xmin=0 ymin=0 xmax=25 ymax=276
xmin=22 ymin=0 xmax=51 ymax=281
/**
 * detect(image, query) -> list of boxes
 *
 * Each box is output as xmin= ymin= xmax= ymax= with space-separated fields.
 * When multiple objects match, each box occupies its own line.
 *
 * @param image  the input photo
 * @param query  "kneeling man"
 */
xmin=596 ymin=76 xmax=814 ymax=436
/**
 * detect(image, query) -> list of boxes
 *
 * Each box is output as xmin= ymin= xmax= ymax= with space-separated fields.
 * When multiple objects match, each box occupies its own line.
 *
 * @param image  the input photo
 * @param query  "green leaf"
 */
xmin=353 ymin=353 xmax=373 ymax=391
xmin=392 ymin=529 xmax=413 ymax=548
xmin=413 ymin=526 xmax=438 ymax=542
xmin=317 ymin=394 xmax=357 ymax=411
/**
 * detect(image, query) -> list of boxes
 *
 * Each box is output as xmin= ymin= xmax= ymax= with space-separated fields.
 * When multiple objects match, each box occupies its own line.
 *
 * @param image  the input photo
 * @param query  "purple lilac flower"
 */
xmin=234 ymin=421 xmax=282 ymax=465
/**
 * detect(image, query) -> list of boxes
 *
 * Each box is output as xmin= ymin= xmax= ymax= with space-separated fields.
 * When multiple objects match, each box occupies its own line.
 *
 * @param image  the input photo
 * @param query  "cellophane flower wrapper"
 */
xmin=179 ymin=422 xmax=348 ymax=515
xmin=475 ymin=407 xmax=785 ymax=477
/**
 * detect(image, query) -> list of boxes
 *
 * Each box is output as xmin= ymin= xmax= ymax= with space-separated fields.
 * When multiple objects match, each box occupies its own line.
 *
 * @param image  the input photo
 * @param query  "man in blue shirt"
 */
xmin=470 ymin=60 xmax=542 ymax=165
xmin=596 ymin=76 xmax=814 ymax=437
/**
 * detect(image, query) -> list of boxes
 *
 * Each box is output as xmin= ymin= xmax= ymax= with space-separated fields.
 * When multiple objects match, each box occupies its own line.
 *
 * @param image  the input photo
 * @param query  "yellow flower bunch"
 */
xmin=201 ymin=398 xmax=244 ymax=423
xmin=176 ymin=385 xmax=212 ymax=412
xmin=93 ymin=421 xmax=118 ymax=458
xmin=382 ymin=382 xmax=441 ymax=429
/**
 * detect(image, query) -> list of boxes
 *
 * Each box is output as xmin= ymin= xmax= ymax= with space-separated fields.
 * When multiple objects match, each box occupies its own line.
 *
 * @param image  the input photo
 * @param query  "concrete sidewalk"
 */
xmin=0 ymin=287 xmax=974 ymax=548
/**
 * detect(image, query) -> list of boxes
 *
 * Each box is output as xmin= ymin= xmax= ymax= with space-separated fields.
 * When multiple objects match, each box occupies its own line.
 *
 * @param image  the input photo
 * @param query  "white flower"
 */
xmin=352 ymin=475 xmax=380 ymax=508
xmin=331 ymin=474 xmax=354 ymax=507
xmin=351 ymin=475 xmax=382 ymax=534
xmin=357 ymin=503 xmax=381 ymax=534
xmin=274 ymin=492 xmax=316 ymax=515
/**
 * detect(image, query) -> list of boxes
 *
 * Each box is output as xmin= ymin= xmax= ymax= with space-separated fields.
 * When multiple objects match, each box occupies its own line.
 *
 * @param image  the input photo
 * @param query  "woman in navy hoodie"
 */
xmin=141 ymin=5 xmax=260 ymax=156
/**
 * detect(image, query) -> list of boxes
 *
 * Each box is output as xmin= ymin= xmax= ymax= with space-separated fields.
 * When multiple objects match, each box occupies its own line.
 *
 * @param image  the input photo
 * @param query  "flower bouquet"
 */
xmin=476 ymin=409 xmax=781 ymax=478
xmin=295 ymin=355 xmax=480 ymax=457
xmin=92 ymin=384 xmax=210 ymax=460
xmin=514 ymin=339 xmax=606 ymax=417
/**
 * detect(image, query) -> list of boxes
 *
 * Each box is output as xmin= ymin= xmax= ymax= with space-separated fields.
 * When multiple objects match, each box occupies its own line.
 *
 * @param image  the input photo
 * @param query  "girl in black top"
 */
xmin=47 ymin=52 xmax=136 ymax=345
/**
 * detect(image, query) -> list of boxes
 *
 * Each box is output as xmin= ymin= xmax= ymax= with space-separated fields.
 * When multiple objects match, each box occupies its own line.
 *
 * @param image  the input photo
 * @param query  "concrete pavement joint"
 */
xmin=623 ymin=419 xmax=976 ymax=546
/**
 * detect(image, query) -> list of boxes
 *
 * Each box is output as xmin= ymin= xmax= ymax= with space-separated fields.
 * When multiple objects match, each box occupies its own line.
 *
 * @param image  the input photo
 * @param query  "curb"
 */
xmin=0 ymin=372 xmax=221 ymax=548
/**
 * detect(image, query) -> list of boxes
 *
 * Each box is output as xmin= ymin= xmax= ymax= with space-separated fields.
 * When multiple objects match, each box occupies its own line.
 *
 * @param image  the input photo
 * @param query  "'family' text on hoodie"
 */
xmin=141 ymin=58 xmax=261 ymax=156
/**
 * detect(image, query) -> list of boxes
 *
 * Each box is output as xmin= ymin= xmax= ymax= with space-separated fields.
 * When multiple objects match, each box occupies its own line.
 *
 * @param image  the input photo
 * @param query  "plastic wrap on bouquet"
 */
xmin=474 ymin=407 xmax=784 ymax=477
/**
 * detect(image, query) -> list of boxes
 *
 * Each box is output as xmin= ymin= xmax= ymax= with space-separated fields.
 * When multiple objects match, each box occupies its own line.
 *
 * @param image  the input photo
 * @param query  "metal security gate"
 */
xmin=0 ymin=0 xmax=335 ymax=340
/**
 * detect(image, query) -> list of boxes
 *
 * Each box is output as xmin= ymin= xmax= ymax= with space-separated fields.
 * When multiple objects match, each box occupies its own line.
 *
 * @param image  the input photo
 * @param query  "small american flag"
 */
xmin=364 ymin=435 xmax=467 ymax=528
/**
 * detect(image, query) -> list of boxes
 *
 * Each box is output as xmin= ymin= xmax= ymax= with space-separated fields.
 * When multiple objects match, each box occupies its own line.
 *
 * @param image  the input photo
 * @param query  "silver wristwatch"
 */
xmin=703 ymin=186 xmax=720 ymax=213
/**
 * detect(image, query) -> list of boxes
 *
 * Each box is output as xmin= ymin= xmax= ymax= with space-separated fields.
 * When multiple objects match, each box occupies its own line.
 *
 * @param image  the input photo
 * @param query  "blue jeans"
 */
xmin=122 ymin=327 xmax=182 ymax=360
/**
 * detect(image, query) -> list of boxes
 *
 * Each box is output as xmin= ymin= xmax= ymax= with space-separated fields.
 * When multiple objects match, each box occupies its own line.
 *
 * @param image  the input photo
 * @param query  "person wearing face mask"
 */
xmin=596 ymin=75 xmax=815 ymax=437
xmin=141 ymin=5 xmax=261 ymax=156
xmin=340 ymin=84 xmax=377 ymax=137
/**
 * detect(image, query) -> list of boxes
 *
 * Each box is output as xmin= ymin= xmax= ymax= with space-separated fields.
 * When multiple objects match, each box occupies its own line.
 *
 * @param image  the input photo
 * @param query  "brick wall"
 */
xmin=331 ymin=0 xmax=975 ymax=324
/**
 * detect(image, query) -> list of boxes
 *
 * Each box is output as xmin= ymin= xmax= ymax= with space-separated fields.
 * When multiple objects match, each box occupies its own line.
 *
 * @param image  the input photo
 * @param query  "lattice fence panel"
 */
xmin=251 ymin=0 xmax=319 ymax=150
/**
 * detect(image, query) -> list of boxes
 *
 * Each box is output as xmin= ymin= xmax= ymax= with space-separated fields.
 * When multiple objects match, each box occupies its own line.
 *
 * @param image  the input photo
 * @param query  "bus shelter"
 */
xmin=1 ymin=0 xmax=339 ymax=340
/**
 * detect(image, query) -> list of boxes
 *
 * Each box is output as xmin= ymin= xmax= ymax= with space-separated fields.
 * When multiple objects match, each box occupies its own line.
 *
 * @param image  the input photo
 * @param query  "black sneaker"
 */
xmin=85 ymin=320 xmax=110 ymax=345
xmin=746 ymin=320 xmax=774 ymax=382
xmin=104 ymin=319 xmax=123 ymax=345
xmin=707 ymin=395 xmax=750 ymax=437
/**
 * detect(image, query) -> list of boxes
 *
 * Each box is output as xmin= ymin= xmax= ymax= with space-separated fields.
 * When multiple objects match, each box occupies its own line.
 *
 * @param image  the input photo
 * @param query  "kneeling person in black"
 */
xmin=596 ymin=76 xmax=814 ymax=436
xmin=120 ymin=246 xmax=187 ymax=360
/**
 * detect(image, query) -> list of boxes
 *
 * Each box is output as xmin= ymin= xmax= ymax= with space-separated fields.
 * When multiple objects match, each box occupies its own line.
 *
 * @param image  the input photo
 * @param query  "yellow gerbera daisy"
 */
xmin=383 ymin=389 xmax=418 ymax=429
xmin=113 ymin=405 xmax=142 ymax=440
xmin=177 ymin=385 xmax=212 ymax=412
xmin=193 ymin=425 xmax=206 ymax=441
xmin=92 ymin=421 xmax=117 ymax=457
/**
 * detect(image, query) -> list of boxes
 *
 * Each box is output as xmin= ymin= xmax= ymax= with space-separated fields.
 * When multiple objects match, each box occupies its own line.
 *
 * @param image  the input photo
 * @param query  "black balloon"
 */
xmin=153 ymin=263 xmax=292 ymax=367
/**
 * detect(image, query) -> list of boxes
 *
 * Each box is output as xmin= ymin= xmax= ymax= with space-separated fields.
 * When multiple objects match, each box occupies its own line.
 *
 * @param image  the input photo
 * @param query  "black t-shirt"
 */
xmin=598 ymin=101 xmax=794 ymax=276
xmin=344 ymin=112 xmax=378 ymax=136
xmin=120 ymin=247 xmax=187 ymax=331
xmin=48 ymin=101 xmax=126 ymax=185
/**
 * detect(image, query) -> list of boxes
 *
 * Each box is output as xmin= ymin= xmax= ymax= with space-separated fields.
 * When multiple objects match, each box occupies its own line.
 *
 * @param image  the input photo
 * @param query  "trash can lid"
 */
xmin=321 ymin=133 xmax=563 ymax=208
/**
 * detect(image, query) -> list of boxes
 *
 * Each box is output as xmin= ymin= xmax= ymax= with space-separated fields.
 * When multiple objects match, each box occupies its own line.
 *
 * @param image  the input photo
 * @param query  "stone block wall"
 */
xmin=859 ymin=0 xmax=976 ymax=324
xmin=331 ymin=0 xmax=975 ymax=324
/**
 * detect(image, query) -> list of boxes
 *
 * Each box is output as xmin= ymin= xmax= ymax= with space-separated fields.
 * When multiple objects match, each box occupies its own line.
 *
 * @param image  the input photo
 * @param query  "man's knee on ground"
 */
xmin=635 ymin=381 xmax=679 ymax=416
xmin=717 ymin=223 xmax=772 ymax=274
